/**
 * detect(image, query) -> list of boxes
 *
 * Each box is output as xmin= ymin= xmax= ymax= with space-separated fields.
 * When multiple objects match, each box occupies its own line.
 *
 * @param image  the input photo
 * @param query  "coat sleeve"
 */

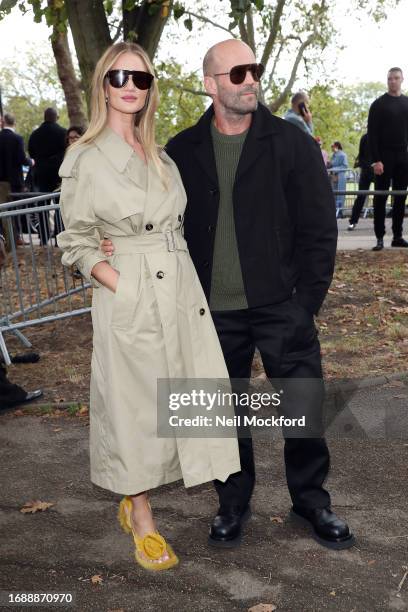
xmin=56 ymin=147 xmax=107 ymax=288
xmin=289 ymin=133 xmax=338 ymax=315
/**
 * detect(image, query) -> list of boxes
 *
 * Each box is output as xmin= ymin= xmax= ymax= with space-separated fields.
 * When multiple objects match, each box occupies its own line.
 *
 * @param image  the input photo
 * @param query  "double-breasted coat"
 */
xmin=57 ymin=126 xmax=241 ymax=495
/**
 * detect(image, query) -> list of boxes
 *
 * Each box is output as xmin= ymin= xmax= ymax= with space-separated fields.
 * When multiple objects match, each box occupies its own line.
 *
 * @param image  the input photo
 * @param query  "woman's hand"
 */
xmin=101 ymin=238 xmax=115 ymax=257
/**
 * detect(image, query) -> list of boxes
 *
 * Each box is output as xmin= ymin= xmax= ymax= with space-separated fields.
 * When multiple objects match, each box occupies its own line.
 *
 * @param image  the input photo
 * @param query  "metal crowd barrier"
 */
xmin=0 ymin=193 xmax=91 ymax=365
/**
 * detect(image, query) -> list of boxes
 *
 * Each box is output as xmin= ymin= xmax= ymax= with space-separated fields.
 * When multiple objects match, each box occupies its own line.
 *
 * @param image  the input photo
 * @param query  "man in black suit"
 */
xmin=0 ymin=113 xmax=32 ymax=192
xmin=0 ymin=113 xmax=32 ymax=243
xmin=28 ymin=107 xmax=66 ymax=245
xmin=102 ymin=39 xmax=354 ymax=550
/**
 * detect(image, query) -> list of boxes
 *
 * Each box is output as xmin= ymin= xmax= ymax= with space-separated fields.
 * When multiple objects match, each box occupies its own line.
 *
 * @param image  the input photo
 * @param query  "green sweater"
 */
xmin=209 ymin=122 xmax=248 ymax=311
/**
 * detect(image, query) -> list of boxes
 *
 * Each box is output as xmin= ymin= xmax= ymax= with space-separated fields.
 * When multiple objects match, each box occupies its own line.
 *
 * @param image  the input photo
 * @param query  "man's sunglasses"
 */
xmin=213 ymin=63 xmax=265 ymax=85
xmin=106 ymin=69 xmax=154 ymax=90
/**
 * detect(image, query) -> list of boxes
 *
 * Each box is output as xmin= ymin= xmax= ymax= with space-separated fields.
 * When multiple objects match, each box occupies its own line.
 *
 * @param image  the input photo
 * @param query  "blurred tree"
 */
xmin=0 ymin=45 xmax=69 ymax=144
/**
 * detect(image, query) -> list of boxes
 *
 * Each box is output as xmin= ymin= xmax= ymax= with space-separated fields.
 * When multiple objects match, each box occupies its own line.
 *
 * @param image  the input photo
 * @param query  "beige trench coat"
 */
xmin=57 ymin=127 xmax=241 ymax=495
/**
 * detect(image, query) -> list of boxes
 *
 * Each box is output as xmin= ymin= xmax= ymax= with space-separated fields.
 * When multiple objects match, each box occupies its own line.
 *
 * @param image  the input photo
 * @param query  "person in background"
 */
xmin=284 ymin=92 xmax=314 ymax=136
xmin=328 ymin=141 xmax=348 ymax=218
xmin=316 ymin=136 xmax=329 ymax=167
xmin=367 ymin=67 xmax=408 ymax=251
xmin=0 ymin=113 xmax=33 ymax=245
xmin=348 ymin=133 xmax=374 ymax=230
xmin=65 ymin=125 xmax=85 ymax=149
xmin=28 ymin=108 xmax=66 ymax=245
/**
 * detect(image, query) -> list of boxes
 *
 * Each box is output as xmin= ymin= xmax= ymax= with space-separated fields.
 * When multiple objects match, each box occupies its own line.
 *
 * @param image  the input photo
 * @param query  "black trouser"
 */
xmin=212 ymin=297 xmax=331 ymax=511
xmin=349 ymin=167 xmax=374 ymax=225
xmin=373 ymin=150 xmax=408 ymax=239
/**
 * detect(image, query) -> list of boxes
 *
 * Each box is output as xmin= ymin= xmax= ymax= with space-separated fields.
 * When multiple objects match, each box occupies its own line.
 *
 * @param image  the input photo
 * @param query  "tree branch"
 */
xmin=185 ymin=11 xmax=236 ymax=37
xmin=260 ymin=0 xmax=287 ymax=68
xmin=269 ymin=31 xmax=317 ymax=112
xmin=245 ymin=6 xmax=256 ymax=52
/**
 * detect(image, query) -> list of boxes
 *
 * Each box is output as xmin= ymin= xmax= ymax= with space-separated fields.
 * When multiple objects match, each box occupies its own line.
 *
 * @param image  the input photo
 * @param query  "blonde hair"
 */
xmin=73 ymin=42 xmax=167 ymax=184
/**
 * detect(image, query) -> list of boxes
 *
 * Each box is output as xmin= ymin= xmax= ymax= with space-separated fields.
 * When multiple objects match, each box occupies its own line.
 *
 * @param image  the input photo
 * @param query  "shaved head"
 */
xmin=203 ymin=39 xmax=255 ymax=76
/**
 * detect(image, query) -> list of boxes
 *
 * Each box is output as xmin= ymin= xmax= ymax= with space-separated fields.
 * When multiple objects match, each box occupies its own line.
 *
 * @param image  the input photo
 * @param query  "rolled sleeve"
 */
xmin=57 ymin=152 xmax=106 ymax=287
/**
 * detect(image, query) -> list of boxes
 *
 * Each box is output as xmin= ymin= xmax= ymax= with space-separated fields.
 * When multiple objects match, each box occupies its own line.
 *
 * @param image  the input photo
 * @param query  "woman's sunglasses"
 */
xmin=106 ymin=69 xmax=154 ymax=90
xmin=213 ymin=63 xmax=265 ymax=85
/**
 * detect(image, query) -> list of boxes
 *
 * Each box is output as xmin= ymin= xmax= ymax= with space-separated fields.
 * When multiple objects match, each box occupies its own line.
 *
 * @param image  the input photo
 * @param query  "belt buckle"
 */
xmin=165 ymin=230 xmax=176 ymax=252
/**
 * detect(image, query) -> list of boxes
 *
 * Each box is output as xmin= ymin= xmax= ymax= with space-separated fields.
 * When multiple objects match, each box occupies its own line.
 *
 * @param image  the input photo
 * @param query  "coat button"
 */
xmin=178 ymin=214 xmax=182 ymax=221
xmin=146 ymin=223 xmax=153 ymax=231
xmin=203 ymin=260 xmax=209 ymax=268
xmin=199 ymin=308 xmax=205 ymax=316
xmin=207 ymin=225 xmax=213 ymax=232
xmin=209 ymin=188 xmax=218 ymax=196
xmin=156 ymin=271 xmax=164 ymax=279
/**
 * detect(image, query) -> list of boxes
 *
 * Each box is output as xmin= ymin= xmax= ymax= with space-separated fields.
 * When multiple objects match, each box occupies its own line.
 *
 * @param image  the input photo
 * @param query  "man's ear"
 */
xmin=204 ymin=75 xmax=217 ymax=97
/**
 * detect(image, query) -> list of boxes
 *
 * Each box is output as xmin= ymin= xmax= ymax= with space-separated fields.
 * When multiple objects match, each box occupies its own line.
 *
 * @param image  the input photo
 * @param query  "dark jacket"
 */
xmin=166 ymin=103 xmax=337 ymax=315
xmin=354 ymin=133 xmax=371 ymax=170
xmin=0 ymin=128 xmax=31 ymax=191
xmin=28 ymin=121 xmax=66 ymax=191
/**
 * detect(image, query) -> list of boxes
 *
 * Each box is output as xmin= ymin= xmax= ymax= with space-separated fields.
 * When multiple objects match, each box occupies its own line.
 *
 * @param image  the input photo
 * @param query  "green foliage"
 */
xmin=0 ymin=44 xmax=69 ymax=144
xmin=306 ymin=82 xmax=386 ymax=162
xmin=155 ymin=62 xmax=207 ymax=145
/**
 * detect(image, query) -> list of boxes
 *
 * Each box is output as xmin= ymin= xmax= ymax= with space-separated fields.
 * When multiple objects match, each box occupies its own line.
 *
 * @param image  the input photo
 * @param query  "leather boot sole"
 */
xmin=207 ymin=507 xmax=252 ymax=549
xmin=290 ymin=509 xmax=356 ymax=550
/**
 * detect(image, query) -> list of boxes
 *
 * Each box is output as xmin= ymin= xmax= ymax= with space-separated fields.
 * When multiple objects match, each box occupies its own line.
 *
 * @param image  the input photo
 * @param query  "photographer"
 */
xmin=284 ymin=91 xmax=314 ymax=136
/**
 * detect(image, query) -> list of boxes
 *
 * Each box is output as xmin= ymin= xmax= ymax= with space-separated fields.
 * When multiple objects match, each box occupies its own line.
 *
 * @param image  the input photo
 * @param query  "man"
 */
xmin=102 ymin=40 xmax=354 ymax=550
xmin=28 ymin=108 xmax=66 ymax=245
xmin=0 ymin=113 xmax=32 ymax=192
xmin=283 ymin=91 xmax=314 ymax=136
xmin=0 ymin=113 xmax=32 ymax=245
xmin=348 ymin=133 xmax=375 ymax=230
xmin=367 ymin=67 xmax=408 ymax=251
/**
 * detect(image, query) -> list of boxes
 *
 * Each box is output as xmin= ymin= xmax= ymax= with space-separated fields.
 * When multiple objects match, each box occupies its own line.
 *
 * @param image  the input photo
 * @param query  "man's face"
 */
xmin=205 ymin=45 xmax=259 ymax=115
xmin=387 ymin=70 xmax=403 ymax=94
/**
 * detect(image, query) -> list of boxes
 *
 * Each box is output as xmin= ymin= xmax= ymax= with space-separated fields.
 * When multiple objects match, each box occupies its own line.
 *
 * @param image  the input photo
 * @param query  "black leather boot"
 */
xmin=208 ymin=505 xmax=251 ymax=548
xmin=291 ymin=506 xmax=355 ymax=550
xmin=372 ymin=238 xmax=384 ymax=251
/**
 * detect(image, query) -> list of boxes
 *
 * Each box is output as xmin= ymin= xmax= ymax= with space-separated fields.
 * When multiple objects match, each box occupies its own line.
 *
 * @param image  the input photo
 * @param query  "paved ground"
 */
xmin=1 ymin=380 xmax=407 ymax=612
xmin=337 ymin=216 xmax=407 ymax=251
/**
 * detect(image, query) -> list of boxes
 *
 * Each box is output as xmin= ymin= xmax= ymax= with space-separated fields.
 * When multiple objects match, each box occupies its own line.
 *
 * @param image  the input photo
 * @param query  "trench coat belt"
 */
xmin=104 ymin=229 xmax=188 ymax=255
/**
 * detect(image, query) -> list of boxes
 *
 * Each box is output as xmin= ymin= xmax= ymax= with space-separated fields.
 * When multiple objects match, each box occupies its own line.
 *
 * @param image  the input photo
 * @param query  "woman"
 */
xmin=328 ymin=141 xmax=349 ymax=218
xmin=65 ymin=125 xmax=85 ymax=149
xmin=57 ymin=42 xmax=240 ymax=571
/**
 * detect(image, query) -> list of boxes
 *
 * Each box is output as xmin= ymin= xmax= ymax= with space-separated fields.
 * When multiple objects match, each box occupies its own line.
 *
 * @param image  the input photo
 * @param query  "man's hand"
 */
xmin=100 ymin=238 xmax=114 ymax=257
xmin=303 ymin=109 xmax=313 ymax=125
xmin=372 ymin=161 xmax=384 ymax=175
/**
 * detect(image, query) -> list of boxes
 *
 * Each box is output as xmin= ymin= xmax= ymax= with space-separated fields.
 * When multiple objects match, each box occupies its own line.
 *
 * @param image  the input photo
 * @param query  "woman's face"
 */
xmin=67 ymin=130 xmax=81 ymax=145
xmin=105 ymin=51 xmax=151 ymax=116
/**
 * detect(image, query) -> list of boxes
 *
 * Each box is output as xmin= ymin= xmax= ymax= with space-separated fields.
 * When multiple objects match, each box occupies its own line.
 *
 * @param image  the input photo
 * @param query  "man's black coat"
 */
xmin=165 ymin=103 xmax=338 ymax=316
xmin=0 ymin=128 xmax=31 ymax=191
xmin=28 ymin=121 xmax=66 ymax=191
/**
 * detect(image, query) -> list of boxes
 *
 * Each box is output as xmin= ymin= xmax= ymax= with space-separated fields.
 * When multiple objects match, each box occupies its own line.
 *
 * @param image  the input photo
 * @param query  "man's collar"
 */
xmin=94 ymin=126 xmax=135 ymax=173
xmin=3 ymin=126 xmax=15 ymax=132
xmin=189 ymin=102 xmax=278 ymax=142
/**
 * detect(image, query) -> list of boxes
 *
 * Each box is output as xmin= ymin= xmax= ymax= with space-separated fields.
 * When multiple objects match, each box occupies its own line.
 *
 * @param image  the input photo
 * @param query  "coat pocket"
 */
xmin=110 ymin=272 xmax=140 ymax=329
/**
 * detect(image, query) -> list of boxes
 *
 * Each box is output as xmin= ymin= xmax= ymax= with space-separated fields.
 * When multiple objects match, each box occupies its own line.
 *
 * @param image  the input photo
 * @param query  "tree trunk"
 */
xmin=65 ymin=0 xmax=112 ymax=112
xmin=50 ymin=29 xmax=87 ymax=128
xmin=123 ymin=0 xmax=173 ymax=59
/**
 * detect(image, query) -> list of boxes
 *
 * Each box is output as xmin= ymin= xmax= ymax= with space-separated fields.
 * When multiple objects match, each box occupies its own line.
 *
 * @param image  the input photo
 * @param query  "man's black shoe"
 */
xmin=208 ymin=505 xmax=251 ymax=548
xmin=291 ymin=506 xmax=355 ymax=550
xmin=1 ymin=389 xmax=43 ymax=410
xmin=391 ymin=237 xmax=408 ymax=248
xmin=372 ymin=239 xmax=384 ymax=251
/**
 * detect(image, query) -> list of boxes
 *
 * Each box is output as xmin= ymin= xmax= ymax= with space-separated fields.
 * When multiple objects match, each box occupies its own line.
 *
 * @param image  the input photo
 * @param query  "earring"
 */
xmin=105 ymin=96 xmax=108 ymax=104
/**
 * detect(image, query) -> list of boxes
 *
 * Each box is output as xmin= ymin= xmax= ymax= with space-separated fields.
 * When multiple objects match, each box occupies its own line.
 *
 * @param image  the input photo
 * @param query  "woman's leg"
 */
xmin=128 ymin=492 xmax=170 ymax=563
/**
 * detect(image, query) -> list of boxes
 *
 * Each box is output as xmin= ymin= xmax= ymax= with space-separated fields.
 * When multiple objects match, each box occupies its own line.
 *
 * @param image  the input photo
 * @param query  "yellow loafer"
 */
xmin=118 ymin=496 xmax=179 ymax=571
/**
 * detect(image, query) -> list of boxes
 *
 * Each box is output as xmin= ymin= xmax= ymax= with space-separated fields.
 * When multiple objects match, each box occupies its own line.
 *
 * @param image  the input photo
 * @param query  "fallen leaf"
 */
xmin=367 ymin=559 xmax=376 ymax=565
xmin=269 ymin=516 xmax=283 ymax=524
xmin=20 ymin=500 xmax=54 ymax=514
xmin=78 ymin=405 xmax=89 ymax=415
xmin=91 ymin=574 xmax=103 ymax=585
xmin=248 ymin=605 xmax=277 ymax=612
xmin=53 ymin=428 xmax=62 ymax=432
xmin=329 ymin=590 xmax=336 ymax=596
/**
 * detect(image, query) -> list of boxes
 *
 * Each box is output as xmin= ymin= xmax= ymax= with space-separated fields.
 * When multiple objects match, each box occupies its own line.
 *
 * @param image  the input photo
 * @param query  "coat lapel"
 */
xmin=191 ymin=106 xmax=219 ymax=188
xmin=235 ymin=103 xmax=278 ymax=182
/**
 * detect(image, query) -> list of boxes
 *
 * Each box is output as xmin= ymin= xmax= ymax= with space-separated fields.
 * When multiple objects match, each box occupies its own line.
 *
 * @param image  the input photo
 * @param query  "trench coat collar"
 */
xmin=94 ymin=126 xmax=136 ymax=174
xmin=189 ymin=102 xmax=279 ymax=184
